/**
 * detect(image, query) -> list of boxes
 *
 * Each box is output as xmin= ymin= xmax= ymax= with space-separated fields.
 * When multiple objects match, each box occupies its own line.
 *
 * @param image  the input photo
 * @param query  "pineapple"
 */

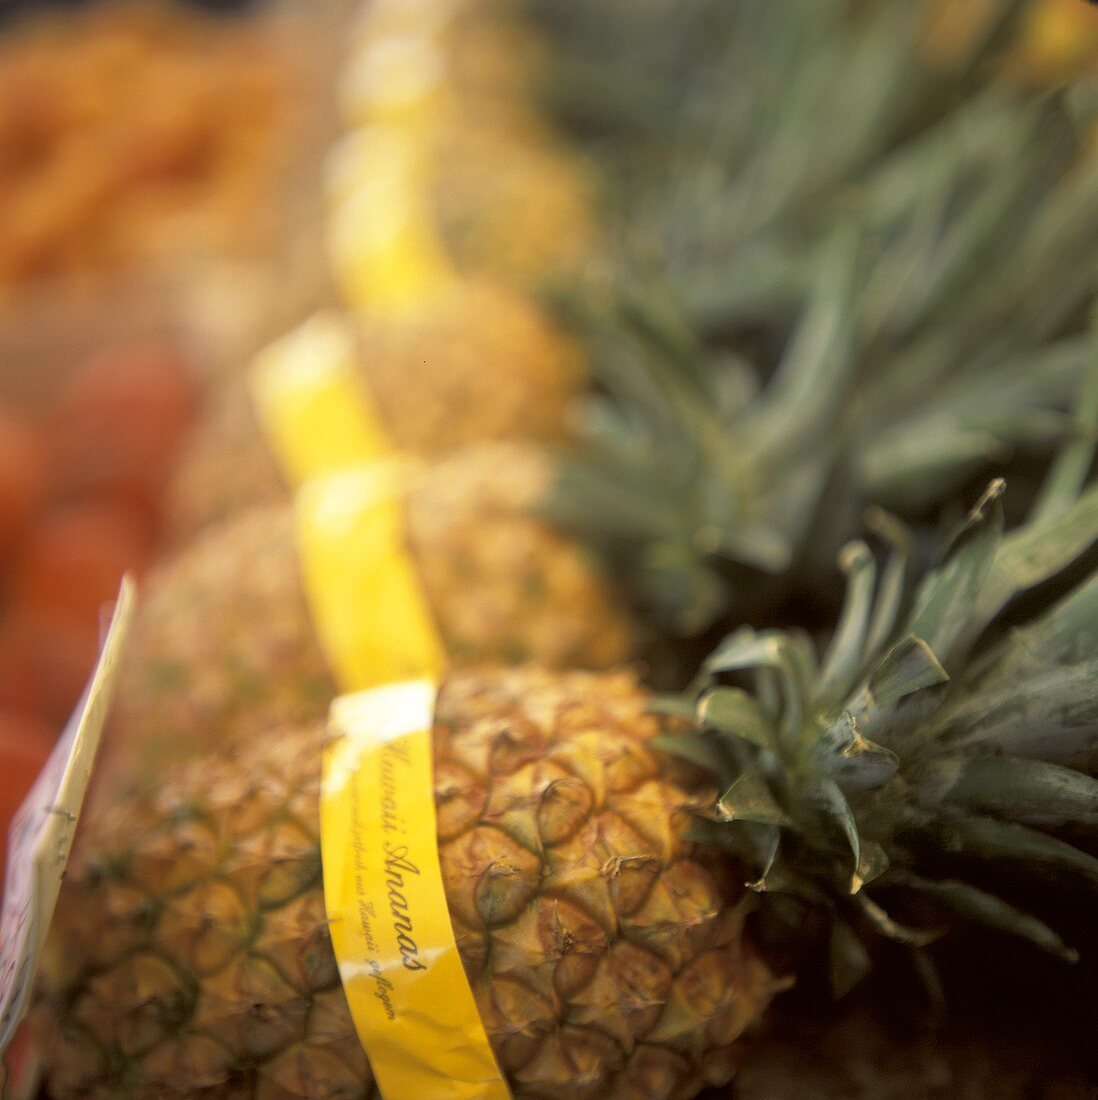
xmin=169 ymin=293 xmax=583 ymax=538
xmin=355 ymin=283 xmax=582 ymax=454
xmin=168 ymin=376 xmax=284 ymax=540
xmin=429 ymin=100 xmax=599 ymax=289
xmin=28 ymin=7 xmax=1098 ymax=1095
xmin=34 ymin=469 xmax=1098 ymax=1098
xmin=112 ymin=443 xmax=633 ymax=786
xmin=441 ymin=0 xmax=551 ymax=104
xmin=40 ymin=667 xmax=774 ymax=1100
xmin=345 ymin=0 xmax=598 ymax=287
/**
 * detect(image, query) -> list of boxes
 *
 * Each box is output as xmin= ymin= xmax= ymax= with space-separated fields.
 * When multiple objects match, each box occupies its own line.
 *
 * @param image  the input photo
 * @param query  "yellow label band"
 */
xmin=324 ymin=683 xmax=509 ymax=1100
xmin=250 ymin=311 xmax=391 ymax=486
xmin=256 ymin=223 xmax=505 ymax=1097
xmin=295 ymin=466 xmax=446 ymax=691
xmin=340 ymin=34 xmax=447 ymax=129
xmin=325 ymin=126 xmax=455 ymax=313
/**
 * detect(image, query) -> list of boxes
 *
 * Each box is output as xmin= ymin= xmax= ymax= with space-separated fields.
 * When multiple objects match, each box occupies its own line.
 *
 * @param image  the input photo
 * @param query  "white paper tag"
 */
xmin=0 ymin=576 xmax=136 ymax=1059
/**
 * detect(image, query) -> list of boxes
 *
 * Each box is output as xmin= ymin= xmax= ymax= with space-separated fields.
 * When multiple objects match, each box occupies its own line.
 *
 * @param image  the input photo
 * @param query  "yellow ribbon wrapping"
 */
xmin=251 ymin=312 xmax=389 ymax=483
xmin=325 ymin=125 xmax=456 ymax=313
xmin=251 ymin=328 xmax=509 ymax=1099
xmin=325 ymin=683 xmax=510 ymax=1100
xmin=294 ymin=466 xmax=447 ymax=690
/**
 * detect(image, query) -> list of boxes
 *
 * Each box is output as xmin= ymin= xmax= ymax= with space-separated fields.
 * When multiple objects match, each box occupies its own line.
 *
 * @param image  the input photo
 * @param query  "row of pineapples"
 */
xmin=31 ymin=1 xmax=1098 ymax=1098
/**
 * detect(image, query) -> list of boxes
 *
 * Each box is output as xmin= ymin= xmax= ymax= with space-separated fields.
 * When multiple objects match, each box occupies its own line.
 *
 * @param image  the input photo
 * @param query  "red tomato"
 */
xmin=0 ymin=617 xmax=46 ymax=716
xmin=0 ymin=404 xmax=46 ymax=552
xmin=9 ymin=499 xmax=151 ymax=627
xmin=48 ymin=339 xmax=198 ymax=522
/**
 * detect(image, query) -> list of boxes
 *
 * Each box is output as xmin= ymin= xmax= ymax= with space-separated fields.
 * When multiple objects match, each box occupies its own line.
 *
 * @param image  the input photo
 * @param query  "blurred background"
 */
xmin=0 ymin=0 xmax=350 ymax=878
xmin=0 ymin=1 xmax=1096 ymax=1096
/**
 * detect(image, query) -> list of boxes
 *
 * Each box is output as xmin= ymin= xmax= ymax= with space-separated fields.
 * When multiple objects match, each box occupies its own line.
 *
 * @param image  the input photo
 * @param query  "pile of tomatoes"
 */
xmin=0 ymin=340 xmax=196 ymax=878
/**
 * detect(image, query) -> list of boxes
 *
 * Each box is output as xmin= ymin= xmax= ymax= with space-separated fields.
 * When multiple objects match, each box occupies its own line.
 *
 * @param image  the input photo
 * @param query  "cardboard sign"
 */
xmin=0 ymin=577 xmax=136 ymax=1061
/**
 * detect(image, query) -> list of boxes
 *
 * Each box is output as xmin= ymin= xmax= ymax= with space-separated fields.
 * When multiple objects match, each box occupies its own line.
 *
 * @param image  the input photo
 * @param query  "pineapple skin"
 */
xmin=357 ymin=0 xmax=596 ymax=287
xmin=169 ymin=286 xmax=583 ymax=540
xmin=109 ymin=445 xmax=633 ymax=785
xmin=443 ymin=0 xmax=552 ymax=105
xmin=432 ymin=102 xmax=599 ymax=288
xmin=358 ymin=282 xmax=583 ymax=456
xmin=38 ymin=668 xmax=773 ymax=1099
xmin=167 ymin=375 xmax=284 ymax=542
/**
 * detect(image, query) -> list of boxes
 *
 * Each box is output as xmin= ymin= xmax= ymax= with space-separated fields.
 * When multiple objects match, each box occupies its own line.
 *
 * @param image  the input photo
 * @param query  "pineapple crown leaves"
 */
xmin=541 ymin=32 xmax=1098 ymax=635
xmin=550 ymin=224 xmax=1096 ymax=634
xmin=533 ymin=0 xmax=1030 ymax=173
xmin=528 ymin=0 xmax=744 ymax=144
xmin=627 ymin=77 xmax=1098 ymax=366
xmin=659 ymin=362 xmax=1098 ymax=974
xmin=536 ymin=2 xmax=1098 ymax=643
xmin=538 ymin=0 xmax=1083 ymax=334
xmin=548 ymin=226 xmax=860 ymax=633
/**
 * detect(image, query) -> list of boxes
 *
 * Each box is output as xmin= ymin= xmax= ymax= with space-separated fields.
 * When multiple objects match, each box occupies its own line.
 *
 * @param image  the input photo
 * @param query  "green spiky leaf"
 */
xmin=893 ymin=875 xmax=1079 ymax=963
xmin=904 ymin=480 xmax=1004 ymax=662
xmin=698 ymin=687 xmax=777 ymax=751
xmin=829 ymin=920 xmax=872 ymax=998
xmin=812 ymin=713 xmax=899 ymax=792
xmin=718 ymin=766 xmax=791 ymax=828
xmin=911 ymin=817 xmax=1098 ymax=888
xmin=915 ymin=758 xmax=1098 ymax=828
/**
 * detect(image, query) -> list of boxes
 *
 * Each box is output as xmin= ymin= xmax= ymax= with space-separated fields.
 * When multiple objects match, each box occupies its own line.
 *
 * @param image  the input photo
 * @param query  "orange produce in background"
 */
xmin=0 ymin=1 xmax=300 ymax=296
xmin=0 ymin=339 xmax=197 ymax=740
xmin=0 ymin=405 xmax=45 ymax=549
xmin=10 ymin=501 xmax=151 ymax=626
xmin=48 ymin=340 xmax=197 ymax=529
xmin=0 ymin=617 xmax=45 ymax=717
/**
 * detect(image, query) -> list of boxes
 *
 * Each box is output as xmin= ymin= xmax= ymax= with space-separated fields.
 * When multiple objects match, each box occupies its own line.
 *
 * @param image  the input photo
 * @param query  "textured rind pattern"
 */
xmin=99 ymin=505 xmax=336 ymax=792
xmin=168 ymin=286 xmax=582 ymax=541
xmin=432 ymin=102 xmax=598 ymax=287
xmin=38 ymin=668 xmax=772 ymax=1099
xmin=108 ymin=449 xmax=632 ymax=785
xmin=167 ymin=377 xmax=284 ymax=542
xmin=358 ymin=282 xmax=582 ymax=457
xmin=405 ymin=444 xmax=633 ymax=670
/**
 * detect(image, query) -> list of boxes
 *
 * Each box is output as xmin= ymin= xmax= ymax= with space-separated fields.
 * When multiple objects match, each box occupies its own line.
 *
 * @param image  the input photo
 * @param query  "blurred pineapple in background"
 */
xmin=340 ymin=0 xmax=599 ymax=288
xmin=167 ymin=291 xmax=582 ymax=538
xmin=430 ymin=102 xmax=599 ymax=288
xmin=169 ymin=0 xmax=596 ymax=541
xmin=108 ymin=442 xmax=633 ymax=794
